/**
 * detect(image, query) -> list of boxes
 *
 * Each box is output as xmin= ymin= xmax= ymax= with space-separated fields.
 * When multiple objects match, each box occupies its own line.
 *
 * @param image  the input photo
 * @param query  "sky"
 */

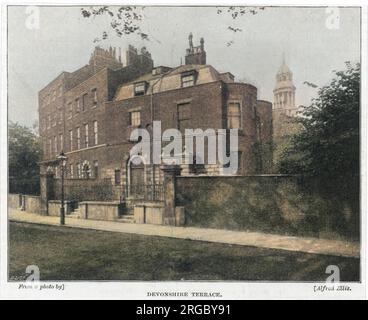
xmin=7 ymin=6 xmax=361 ymax=127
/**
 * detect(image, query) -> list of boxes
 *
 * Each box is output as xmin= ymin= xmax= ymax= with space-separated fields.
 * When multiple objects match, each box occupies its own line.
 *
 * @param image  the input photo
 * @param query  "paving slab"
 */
xmin=8 ymin=208 xmax=360 ymax=258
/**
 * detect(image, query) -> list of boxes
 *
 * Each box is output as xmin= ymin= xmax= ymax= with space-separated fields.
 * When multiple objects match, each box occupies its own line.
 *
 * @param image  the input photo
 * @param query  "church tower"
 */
xmin=273 ymin=55 xmax=297 ymax=117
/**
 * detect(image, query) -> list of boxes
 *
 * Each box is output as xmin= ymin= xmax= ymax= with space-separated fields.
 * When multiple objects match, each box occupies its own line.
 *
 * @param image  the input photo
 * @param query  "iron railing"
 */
xmin=126 ymin=184 xmax=165 ymax=202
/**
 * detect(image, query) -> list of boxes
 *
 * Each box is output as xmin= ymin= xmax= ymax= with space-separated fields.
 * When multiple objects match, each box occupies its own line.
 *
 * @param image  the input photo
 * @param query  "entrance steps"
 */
xmin=117 ymin=214 xmax=135 ymax=224
xmin=67 ymin=205 xmax=135 ymax=223
xmin=68 ymin=207 xmax=81 ymax=219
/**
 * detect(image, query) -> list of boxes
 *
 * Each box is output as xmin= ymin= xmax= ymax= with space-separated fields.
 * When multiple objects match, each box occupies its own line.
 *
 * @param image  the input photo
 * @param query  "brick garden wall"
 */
xmin=176 ymin=175 xmax=359 ymax=240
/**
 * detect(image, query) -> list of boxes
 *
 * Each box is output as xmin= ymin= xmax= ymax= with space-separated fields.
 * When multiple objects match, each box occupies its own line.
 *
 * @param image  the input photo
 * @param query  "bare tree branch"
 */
xmin=81 ymin=6 xmax=266 ymax=45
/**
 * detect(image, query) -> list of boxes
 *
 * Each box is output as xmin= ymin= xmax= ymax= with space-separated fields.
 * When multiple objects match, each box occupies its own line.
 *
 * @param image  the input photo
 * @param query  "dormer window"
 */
xmin=134 ymin=82 xmax=146 ymax=96
xmin=181 ymin=70 xmax=196 ymax=88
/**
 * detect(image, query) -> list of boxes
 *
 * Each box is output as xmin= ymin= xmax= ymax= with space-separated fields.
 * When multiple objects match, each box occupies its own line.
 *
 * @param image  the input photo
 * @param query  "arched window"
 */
xmin=81 ymin=161 xmax=91 ymax=179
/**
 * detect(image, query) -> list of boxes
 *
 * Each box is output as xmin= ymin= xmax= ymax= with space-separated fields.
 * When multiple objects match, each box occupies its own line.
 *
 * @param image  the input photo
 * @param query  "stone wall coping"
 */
xmin=134 ymin=201 xmax=164 ymax=208
xmin=48 ymin=200 xmax=75 ymax=204
xmin=9 ymin=194 xmax=40 ymax=198
xmin=79 ymin=201 xmax=121 ymax=206
xmin=176 ymin=174 xmax=300 ymax=178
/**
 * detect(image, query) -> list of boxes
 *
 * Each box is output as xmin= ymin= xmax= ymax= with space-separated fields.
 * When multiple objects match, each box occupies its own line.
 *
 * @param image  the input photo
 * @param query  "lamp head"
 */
xmin=56 ymin=151 xmax=68 ymax=166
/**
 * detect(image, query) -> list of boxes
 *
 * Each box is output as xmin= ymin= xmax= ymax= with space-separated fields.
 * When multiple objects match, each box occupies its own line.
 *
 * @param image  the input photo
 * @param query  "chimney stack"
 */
xmin=185 ymin=33 xmax=206 ymax=65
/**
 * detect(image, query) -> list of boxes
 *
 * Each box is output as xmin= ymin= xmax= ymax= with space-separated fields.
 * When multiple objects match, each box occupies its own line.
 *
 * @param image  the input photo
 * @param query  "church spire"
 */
xmin=273 ymin=54 xmax=296 ymax=116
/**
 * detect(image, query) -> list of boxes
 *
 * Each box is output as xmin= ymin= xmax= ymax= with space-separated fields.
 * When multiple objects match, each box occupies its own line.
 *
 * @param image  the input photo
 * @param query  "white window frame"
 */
xmin=77 ymin=163 xmax=81 ymax=178
xmin=49 ymin=138 xmax=52 ymax=156
xmin=82 ymin=93 xmax=87 ymax=112
xmin=59 ymin=134 xmax=63 ymax=152
xmin=181 ymin=74 xmax=195 ymax=87
xmin=227 ymin=100 xmax=243 ymax=130
xmin=54 ymin=136 xmax=57 ymax=154
xmin=76 ymin=98 xmax=80 ymax=113
xmin=69 ymin=164 xmax=73 ymax=178
xmin=93 ymin=160 xmax=98 ymax=178
xmin=76 ymin=127 xmax=80 ymax=150
xmin=134 ymin=82 xmax=146 ymax=96
xmin=84 ymin=123 xmax=89 ymax=148
xmin=129 ymin=111 xmax=141 ymax=127
xmin=69 ymin=130 xmax=73 ymax=151
xmin=92 ymin=88 xmax=97 ymax=106
xmin=52 ymin=114 xmax=56 ymax=127
xmin=67 ymin=102 xmax=72 ymax=119
xmin=93 ymin=121 xmax=98 ymax=145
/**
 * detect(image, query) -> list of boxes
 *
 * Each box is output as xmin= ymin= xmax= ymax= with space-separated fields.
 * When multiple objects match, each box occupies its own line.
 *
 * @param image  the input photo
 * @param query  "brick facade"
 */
xmin=39 ymin=36 xmax=273 ymax=201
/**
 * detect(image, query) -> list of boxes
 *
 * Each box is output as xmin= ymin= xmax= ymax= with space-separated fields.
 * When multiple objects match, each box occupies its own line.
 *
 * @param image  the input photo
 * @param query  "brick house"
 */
xmin=39 ymin=34 xmax=272 ymax=202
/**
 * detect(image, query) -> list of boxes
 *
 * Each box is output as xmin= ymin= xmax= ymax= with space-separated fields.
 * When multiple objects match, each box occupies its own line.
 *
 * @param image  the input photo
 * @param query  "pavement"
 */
xmin=9 ymin=208 xmax=360 ymax=258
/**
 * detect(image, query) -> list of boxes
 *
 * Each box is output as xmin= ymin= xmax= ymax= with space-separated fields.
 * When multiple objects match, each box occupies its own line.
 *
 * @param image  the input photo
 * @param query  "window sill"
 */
xmin=181 ymin=84 xmax=195 ymax=88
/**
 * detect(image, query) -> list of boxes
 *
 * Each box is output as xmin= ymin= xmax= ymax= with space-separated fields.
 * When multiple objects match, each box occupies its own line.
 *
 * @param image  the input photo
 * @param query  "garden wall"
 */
xmin=48 ymin=200 xmax=76 ymax=216
xmin=23 ymin=195 xmax=41 ymax=214
xmin=8 ymin=194 xmax=21 ymax=209
xmin=176 ymin=175 xmax=358 ymax=240
xmin=78 ymin=201 xmax=123 ymax=221
xmin=133 ymin=202 xmax=165 ymax=225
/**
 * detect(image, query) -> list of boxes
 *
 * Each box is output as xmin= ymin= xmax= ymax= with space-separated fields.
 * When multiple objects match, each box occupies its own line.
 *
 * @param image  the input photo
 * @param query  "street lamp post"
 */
xmin=57 ymin=151 xmax=67 ymax=226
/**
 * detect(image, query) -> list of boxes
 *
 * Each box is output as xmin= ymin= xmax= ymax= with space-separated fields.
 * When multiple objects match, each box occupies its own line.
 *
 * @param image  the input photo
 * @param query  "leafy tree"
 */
xmin=8 ymin=121 xmax=41 ymax=195
xmin=280 ymin=63 xmax=360 ymax=237
xmin=280 ymin=62 xmax=359 ymax=180
xmin=272 ymin=112 xmax=303 ymax=172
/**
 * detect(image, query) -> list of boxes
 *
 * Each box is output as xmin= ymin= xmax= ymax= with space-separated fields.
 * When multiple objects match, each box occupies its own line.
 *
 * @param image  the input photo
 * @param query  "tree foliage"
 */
xmin=8 ymin=121 xmax=41 ymax=195
xmin=279 ymin=63 xmax=360 ymax=237
xmin=280 ymin=62 xmax=360 ymax=182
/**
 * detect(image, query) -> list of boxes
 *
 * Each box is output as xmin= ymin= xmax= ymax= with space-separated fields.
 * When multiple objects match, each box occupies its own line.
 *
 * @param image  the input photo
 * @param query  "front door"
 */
xmin=130 ymin=163 xmax=145 ymax=198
